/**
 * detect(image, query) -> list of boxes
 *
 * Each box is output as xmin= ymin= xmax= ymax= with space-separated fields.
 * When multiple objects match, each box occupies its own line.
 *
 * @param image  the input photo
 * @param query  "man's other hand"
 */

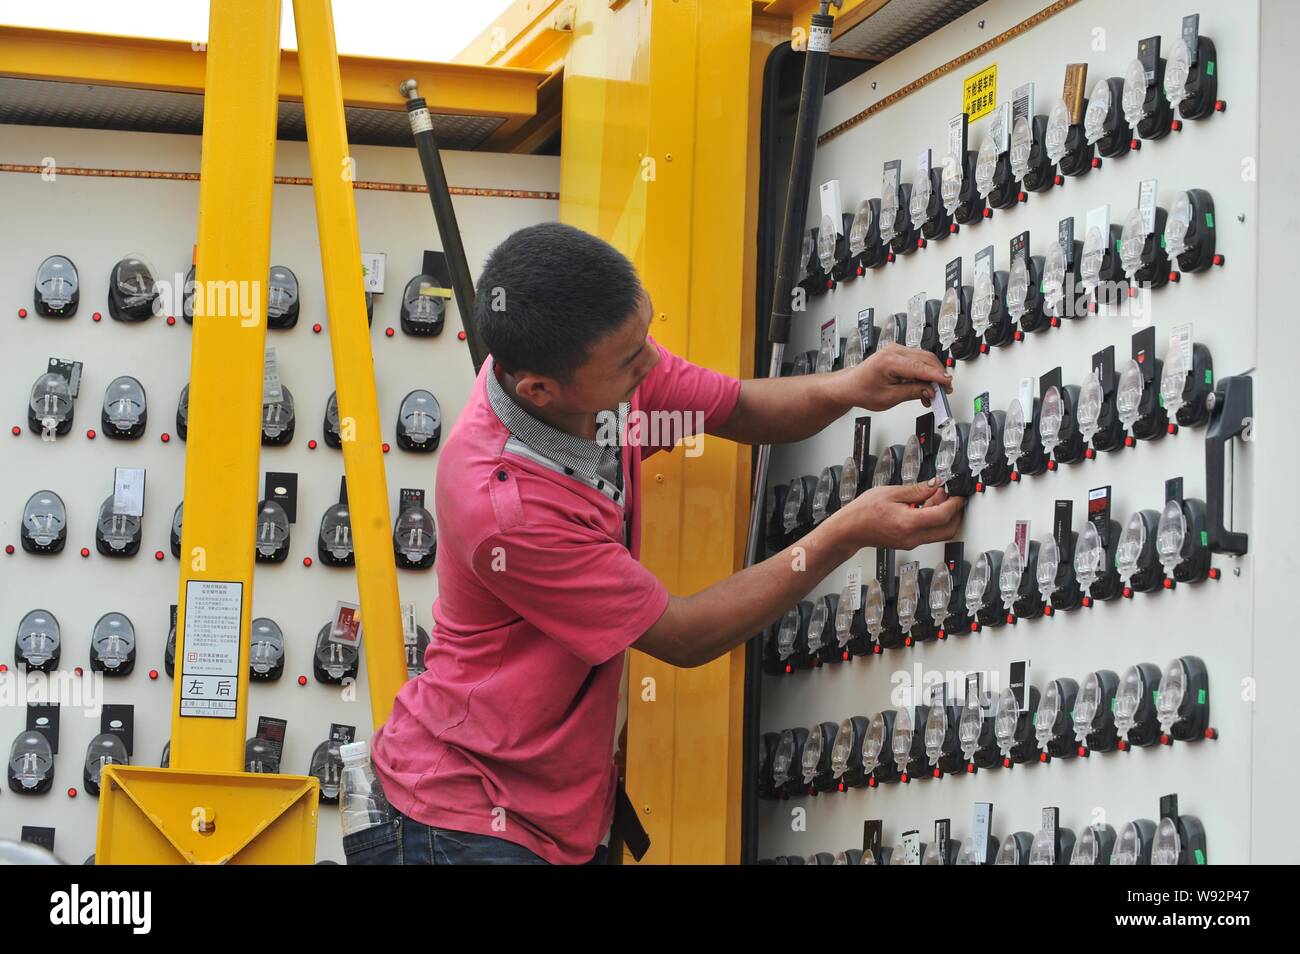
xmin=830 ymin=479 xmax=966 ymax=551
xmin=838 ymin=347 xmax=953 ymax=412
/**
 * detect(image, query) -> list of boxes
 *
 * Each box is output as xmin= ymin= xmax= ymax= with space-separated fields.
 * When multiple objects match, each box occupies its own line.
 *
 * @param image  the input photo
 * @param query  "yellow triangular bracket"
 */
xmin=96 ymin=766 xmax=320 ymax=865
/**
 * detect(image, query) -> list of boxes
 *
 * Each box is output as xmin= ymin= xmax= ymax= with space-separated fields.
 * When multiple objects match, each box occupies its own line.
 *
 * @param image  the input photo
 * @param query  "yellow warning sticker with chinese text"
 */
xmin=963 ymin=64 xmax=998 ymax=122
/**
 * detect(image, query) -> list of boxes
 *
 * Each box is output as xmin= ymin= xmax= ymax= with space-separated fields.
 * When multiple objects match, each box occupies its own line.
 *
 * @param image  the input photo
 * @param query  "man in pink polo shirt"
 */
xmin=361 ymin=223 xmax=962 ymax=865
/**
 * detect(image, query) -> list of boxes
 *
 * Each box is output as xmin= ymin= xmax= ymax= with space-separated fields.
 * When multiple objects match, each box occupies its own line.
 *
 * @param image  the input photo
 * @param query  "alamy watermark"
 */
xmin=595 ymin=409 xmax=707 ymax=458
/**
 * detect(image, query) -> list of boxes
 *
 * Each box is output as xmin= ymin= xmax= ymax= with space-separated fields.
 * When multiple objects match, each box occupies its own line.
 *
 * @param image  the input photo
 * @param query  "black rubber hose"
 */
xmin=400 ymin=80 xmax=486 ymax=373
xmin=740 ymin=8 xmax=836 ymax=866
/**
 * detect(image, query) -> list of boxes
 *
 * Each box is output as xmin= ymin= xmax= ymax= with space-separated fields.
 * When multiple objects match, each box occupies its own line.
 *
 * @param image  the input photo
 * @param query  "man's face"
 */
xmin=514 ymin=292 xmax=660 ymax=415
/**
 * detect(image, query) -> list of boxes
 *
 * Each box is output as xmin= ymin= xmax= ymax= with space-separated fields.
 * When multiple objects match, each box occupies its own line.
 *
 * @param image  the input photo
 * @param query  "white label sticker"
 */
xmin=361 ymin=251 xmax=387 ymax=294
xmin=330 ymin=601 xmax=364 ymax=647
xmin=932 ymin=384 xmax=952 ymax=427
xmin=1171 ymin=322 xmax=1193 ymax=368
xmin=916 ymin=149 xmax=931 ymax=183
xmin=901 ymin=830 xmax=921 ymax=865
xmin=819 ymin=180 xmax=843 ymax=234
xmin=972 ymin=802 xmax=993 ymax=863
xmin=991 ymin=102 xmax=1011 ymax=154
xmin=808 ymin=23 xmax=832 ymax=53
xmin=1138 ymin=178 xmax=1158 ymax=235
xmin=1018 ymin=376 xmax=1035 ymax=421
xmin=1012 ymin=82 xmax=1035 ymax=124
xmin=1086 ymin=204 xmax=1110 ymax=241
xmin=1014 ymin=519 xmax=1031 ymax=563
xmin=402 ymin=602 xmax=418 ymax=646
xmin=846 ymin=566 xmax=863 ymax=609
xmin=179 ymin=580 xmax=244 ymax=719
xmin=112 ymin=467 xmax=146 ymax=517
xmin=820 ymin=317 xmax=838 ymax=359
xmin=408 ymin=106 xmax=433 ymax=134
xmin=263 ymin=345 xmax=283 ymax=405
xmin=947 ymin=114 xmax=965 ymax=162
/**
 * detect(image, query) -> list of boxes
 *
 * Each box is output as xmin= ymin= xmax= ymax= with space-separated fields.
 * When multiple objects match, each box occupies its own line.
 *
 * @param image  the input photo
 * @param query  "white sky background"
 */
xmin=0 ymin=0 xmax=515 ymax=61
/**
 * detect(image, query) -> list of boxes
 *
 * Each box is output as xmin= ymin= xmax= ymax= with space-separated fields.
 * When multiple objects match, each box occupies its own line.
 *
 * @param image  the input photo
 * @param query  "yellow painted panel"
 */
xmin=170 ymin=0 xmax=282 ymax=774
xmin=561 ymin=0 xmax=764 ymax=864
xmin=292 ymin=0 xmax=408 ymax=728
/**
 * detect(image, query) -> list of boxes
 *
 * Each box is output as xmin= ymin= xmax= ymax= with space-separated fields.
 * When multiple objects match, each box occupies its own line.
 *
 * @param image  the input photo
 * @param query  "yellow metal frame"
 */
xmin=0 ymin=24 xmax=550 ymax=147
xmin=98 ymin=0 xmax=408 ymax=863
xmin=98 ymin=0 xmax=321 ymax=864
xmin=293 ymin=0 xmax=408 ymax=726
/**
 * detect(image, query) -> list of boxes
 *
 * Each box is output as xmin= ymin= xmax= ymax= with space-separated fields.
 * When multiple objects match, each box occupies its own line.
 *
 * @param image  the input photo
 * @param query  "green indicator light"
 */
xmin=1200 ymin=530 xmax=1208 ymax=546
xmin=1198 ymin=688 xmax=1207 ymax=704
xmin=1205 ymin=211 xmax=1215 ymax=229
xmin=1206 ymin=61 xmax=1215 ymax=77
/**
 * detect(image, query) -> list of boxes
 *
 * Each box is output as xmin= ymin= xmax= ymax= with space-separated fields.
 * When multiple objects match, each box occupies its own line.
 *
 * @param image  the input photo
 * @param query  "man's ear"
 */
xmin=513 ymin=373 xmax=559 ymax=408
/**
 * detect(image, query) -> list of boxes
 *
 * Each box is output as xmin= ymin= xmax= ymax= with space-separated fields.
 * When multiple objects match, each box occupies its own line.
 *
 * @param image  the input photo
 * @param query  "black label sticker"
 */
xmin=1138 ymin=36 xmax=1160 ymax=83
xmin=876 ymin=547 xmax=895 ymax=589
xmin=101 ymin=704 xmax=134 ymax=756
xmin=945 ymin=257 xmax=962 ymax=290
xmin=1133 ymin=326 xmax=1157 ymax=384
xmin=935 ymin=818 xmax=951 ymax=862
xmin=329 ymin=723 xmax=357 ymax=745
xmin=944 ymin=541 xmax=964 ymax=572
xmin=256 ymin=715 xmax=288 ymax=758
xmin=1093 ymin=346 xmax=1116 ymax=393
xmin=1181 ymin=14 xmax=1200 ymax=67
xmin=1010 ymin=230 xmax=1029 ymax=264
xmin=1160 ymin=792 xmax=1180 ymax=821
xmin=1165 ymin=477 xmax=1184 ymax=504
xmin=1058 ymin=217 xmax=1075 ymax=268
xmin=1053 ymin=500 xmax=1074 ymax=563
xmin=21 ymin=827 xmax=55 ymax=852
xmin=863 ymin=819 xmax=883 ymax=860
xmin=264 ymin=472 xmax=298 ymax=523
xmin=915 ymin=413 xmax=935 ymax=454
xmin=399 ymin=488 xmax=426 ymax=512
xmin=27 ymin=703 xmax=60 ymax=754
xmin=421 ymin=249 xmax=450 ymax=287
xmin=1009 ymin=659 xmax=1029 ymax=711
xmin=853 ymin=417 xmax=872 ymax=472
xmin=338 ymin=475 xmax=349 ymax=506
xmin=1040 ymin=366 xmax=1063 ymax=399
xmin=1088 ymin=485 xmax=1112 ymax=545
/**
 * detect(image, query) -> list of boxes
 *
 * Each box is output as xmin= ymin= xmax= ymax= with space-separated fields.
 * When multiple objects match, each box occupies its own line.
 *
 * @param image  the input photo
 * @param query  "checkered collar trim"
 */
xmin=486 ymin=360 xmax=627 ymax=493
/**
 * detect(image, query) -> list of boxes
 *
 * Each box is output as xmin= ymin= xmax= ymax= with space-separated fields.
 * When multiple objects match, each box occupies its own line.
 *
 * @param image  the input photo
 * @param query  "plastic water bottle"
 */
xmin=339 ymin=739 xmax=395 ymax=836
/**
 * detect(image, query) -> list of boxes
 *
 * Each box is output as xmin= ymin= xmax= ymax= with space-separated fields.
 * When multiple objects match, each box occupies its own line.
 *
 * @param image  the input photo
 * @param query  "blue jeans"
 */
xmin=342 ymin=808 xmax=609 ymax=865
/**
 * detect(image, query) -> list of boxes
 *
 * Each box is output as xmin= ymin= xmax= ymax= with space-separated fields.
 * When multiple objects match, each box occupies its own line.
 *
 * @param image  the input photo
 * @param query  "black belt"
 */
xmin=608 ymin=776 xmax=650 ymax=863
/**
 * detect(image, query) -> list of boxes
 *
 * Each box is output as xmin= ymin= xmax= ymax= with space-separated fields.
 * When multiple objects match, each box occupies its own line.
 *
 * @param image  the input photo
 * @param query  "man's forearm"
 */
xmin=636 ymin=514 xmax=858 ymax=668
xmin=711 ymin=371 xmax=853 ymax=446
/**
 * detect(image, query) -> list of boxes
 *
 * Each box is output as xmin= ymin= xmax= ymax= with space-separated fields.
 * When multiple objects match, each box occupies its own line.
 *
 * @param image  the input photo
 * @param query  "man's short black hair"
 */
xmin=475 ymin=222 xmax=644 ymax=380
